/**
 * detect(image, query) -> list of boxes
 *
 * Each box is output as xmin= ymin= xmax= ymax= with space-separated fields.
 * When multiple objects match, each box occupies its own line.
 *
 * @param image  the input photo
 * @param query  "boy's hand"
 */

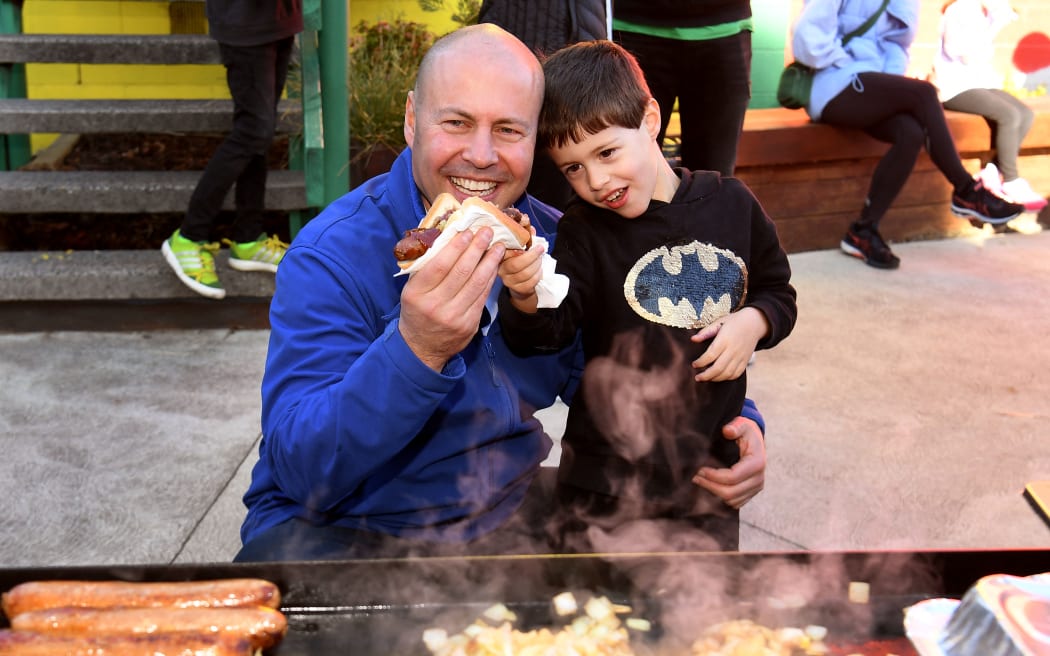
xmin=497 ymin=234 xmax=544 ymax=313
xmin=690 ymin=307 xmax=768 ymax=382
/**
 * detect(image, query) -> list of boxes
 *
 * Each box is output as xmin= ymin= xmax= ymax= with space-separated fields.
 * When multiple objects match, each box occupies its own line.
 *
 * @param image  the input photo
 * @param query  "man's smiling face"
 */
xmin=404 ymin=29 xmax=543 ymax=210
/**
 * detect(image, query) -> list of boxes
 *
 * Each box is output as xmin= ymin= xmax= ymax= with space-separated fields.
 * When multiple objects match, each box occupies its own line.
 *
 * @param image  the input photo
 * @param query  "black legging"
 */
xmin=182 ymin=37 xmax=294 ymax=243
xmin=820 ymin=72 xmax=973 ymax=227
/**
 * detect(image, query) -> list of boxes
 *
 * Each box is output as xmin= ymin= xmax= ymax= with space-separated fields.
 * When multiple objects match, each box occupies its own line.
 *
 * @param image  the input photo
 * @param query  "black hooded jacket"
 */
xmin=478 ymin=0 xmax=608 ymax=56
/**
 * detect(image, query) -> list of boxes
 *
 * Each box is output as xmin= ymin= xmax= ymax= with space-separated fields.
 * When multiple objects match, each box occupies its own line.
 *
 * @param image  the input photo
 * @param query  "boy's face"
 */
xmin=548 ymin=99 xmax=670 ymax=219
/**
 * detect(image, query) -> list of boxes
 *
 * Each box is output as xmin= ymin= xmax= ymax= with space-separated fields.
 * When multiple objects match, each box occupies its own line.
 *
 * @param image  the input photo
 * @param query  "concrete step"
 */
xmin=0 ymin=249 xmax=273 ymax=302
xmin=0 ymin=34 xmax=219 ymax=65
xmin=0 ymin=170 xmax=308 ymax=213
xmin=0 ymin=98 xmax=302 ymax=134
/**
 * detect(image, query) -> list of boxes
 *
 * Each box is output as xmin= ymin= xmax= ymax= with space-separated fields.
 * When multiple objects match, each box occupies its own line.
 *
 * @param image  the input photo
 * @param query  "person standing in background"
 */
xmin=931 ymin=0 xmax=1046 ymax=212
xmin=161 ymin=0 xmax=301 ymax=300
xmin=478 ymin=0 xmax=609 ymax=57
xmin=612 ymin=1 xmax=753 ymax=176
xmin=478 ymin=0 xmax=611 ymax=209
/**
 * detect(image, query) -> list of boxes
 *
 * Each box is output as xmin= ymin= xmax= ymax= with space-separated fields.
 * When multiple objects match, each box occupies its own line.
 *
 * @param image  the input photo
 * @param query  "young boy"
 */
xmin=497 ymin=40 xmax=797 ymax=551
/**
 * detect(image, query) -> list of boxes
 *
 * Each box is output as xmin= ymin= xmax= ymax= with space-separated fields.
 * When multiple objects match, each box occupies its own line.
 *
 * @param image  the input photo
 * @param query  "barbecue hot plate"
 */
xmin=1 ymin=549 xmax=1046 ymax=654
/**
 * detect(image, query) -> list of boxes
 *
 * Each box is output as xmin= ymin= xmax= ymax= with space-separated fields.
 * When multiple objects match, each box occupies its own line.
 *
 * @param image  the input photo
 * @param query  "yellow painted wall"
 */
xmin=19 ymin=0 xmax=462 ymax=152
xmin=350 ymin=0 xmax=459 ymax=36
xmin=22 ymin=0 xmax=224 ymax=151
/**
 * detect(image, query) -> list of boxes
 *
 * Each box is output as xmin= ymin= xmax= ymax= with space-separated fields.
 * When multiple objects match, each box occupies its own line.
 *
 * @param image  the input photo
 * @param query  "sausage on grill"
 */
xmin=2 ymin=579 xmax=281 ymax=618
xmin=9 ymin=607 xmax=287 ymax=650
xmin=0 ymin=629 xmax=255 ymax=656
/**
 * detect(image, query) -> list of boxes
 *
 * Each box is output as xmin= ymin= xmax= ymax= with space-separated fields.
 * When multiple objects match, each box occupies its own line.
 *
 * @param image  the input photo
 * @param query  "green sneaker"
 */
xmin=160 ymin=230 xmax=225 ymax=299
xmin=224 ymin=233 xmax=288 ymax=273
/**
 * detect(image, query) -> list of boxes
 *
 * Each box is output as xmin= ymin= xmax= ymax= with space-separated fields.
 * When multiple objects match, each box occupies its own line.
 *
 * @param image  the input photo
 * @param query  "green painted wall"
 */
xmin=751 ymin=0 xmax=790 ymax=109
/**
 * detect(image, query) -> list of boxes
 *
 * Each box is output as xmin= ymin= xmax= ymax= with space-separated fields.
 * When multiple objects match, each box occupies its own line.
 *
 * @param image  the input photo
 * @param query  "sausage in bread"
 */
xmin=394 ymin=193 xmax=532 ymax=270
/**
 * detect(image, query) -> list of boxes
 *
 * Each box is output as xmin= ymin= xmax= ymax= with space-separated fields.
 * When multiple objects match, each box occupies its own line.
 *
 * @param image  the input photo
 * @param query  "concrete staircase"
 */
xmin=0 ymin=31 xmax=308 ymax=313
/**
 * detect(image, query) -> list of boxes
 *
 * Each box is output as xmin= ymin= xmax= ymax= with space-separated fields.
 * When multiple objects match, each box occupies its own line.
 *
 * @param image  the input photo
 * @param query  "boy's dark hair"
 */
xmin=539 ymin=40 xmax=651 ymax=151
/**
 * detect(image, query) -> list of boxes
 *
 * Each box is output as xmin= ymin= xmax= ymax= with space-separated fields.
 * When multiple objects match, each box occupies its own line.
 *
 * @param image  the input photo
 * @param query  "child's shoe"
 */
xmin=224 ymin=233 xmax=288 ymax=273
xmin=1000 ymin=177 xmax=1048 ymax=212
xmin=977 ymin=162 xmax=1004 ymax=198
xmin=161 ymin=230 xmax=225 ymax=299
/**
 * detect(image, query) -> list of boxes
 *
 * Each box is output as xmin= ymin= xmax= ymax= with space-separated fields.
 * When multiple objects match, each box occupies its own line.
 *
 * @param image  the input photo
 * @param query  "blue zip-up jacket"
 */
xmin=791 ymin=0 xmax=919 ymax=121
xmin=240 ymin=149 xmax=582 ymax=545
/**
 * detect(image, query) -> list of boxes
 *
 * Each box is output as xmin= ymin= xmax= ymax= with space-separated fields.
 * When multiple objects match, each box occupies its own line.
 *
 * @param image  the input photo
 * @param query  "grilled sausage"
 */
xmin=2 ymin=579 xmax=281 ymax=618
xmin=0 ymin=629 xmax=255 ymax=655
xmin=9 ymin=607 xmax=287 ymax=650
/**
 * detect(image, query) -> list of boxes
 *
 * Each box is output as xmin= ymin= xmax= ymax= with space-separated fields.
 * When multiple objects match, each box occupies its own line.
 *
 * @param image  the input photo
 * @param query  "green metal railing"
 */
xmin=286 ymin=0 xmax=348 ymax=235
xmin=0 ymin=0 xmax=29 ymax=171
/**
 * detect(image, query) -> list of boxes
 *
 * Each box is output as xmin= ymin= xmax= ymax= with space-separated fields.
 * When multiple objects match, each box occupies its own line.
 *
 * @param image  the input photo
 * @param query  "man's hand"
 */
xmin=399 ymin=226 xmax=505 ymax=371
xmin=692 ymin=416 xmax=765 ymax=508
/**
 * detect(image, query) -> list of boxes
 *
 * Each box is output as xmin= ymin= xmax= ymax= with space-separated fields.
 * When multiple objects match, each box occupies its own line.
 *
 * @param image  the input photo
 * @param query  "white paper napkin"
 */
xmin=530 ymin=235 xmax=569 ymax=309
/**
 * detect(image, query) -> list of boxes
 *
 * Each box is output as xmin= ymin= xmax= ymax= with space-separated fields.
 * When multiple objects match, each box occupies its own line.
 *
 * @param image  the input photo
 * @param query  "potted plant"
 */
xmin=348 ymin=18 xmax=434 ymax=185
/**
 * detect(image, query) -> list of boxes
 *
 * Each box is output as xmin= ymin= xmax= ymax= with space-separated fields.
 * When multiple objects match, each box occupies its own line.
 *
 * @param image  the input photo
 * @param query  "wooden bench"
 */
xmin=664 ymin=97 xmax=1050 ymax=253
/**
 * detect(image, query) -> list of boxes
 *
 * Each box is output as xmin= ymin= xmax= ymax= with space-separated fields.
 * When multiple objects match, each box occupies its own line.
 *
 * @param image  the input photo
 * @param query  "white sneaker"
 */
xmin=977 ymin=163 xmax=1004 ymax=197
xmin=1001 ymin=177 xmax=1048 ymax=212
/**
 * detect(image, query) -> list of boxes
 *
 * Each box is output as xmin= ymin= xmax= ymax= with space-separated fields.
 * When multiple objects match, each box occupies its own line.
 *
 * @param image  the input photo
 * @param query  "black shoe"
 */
xmin=840 ymin=223 xmax=900 ymax=269
xmin=951 ymin=179 xmax=1024 ymax=225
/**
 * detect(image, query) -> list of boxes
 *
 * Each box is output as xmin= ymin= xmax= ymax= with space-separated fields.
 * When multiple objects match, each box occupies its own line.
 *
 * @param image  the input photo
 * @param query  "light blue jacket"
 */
xmin=791 ymin=0 xmax=919 ymax=121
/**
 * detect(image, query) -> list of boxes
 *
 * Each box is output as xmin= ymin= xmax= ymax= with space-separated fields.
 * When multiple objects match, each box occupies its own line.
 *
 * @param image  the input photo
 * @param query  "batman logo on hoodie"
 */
xmin=623 ymin=241 xmax=748 ymax=329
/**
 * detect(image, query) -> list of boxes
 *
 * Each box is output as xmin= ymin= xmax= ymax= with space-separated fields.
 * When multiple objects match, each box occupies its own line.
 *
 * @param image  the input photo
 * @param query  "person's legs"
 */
xmin=614 ymin=30 xmax=751 ymax=176
xmin=943 ymin=88 xmax=1034 ymax=181
xmin=614 ymin=31 xmax=677 ymax=158
xmin=822 ymin=73 xmax=973 ymax=190
xmin=821 ymin=77 xmax=932 ymax=269
xmin=462 ymin=466 xmax=561 ymax=555
xmin=235 ymin=518 xmax=391 ymax=561
xmin=236 ymin=471 xmax=560 ymax=562
xmin=230 ymin=36 xmax=295 ymax=243
xmin=183 ymin=41 xmax=283 ymax=243
xmin=856 ymin=114 xmax=926 ymax=227
xmin=674 ymin=31 xmax=751 ymax=176
xmin=822 ymin=73 xmax=1022 ymax=230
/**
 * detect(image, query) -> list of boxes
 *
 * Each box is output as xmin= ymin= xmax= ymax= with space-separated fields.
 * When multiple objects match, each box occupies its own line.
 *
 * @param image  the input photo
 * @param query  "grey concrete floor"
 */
xmin=1 ymin=227 xmax=1048 ymax=568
